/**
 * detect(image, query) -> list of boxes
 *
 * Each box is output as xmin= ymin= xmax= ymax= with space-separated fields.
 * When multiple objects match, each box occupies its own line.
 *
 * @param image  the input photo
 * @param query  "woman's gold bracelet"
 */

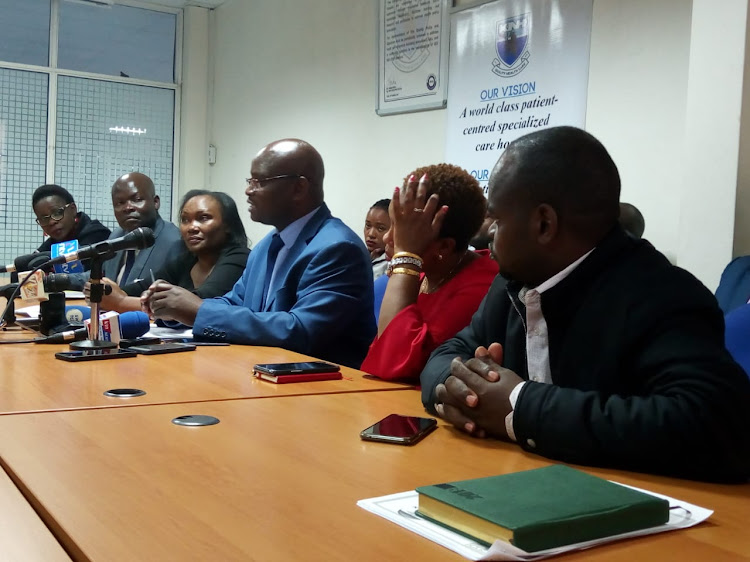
xmin=392 ymin=251 xmax=423 ymax=262
xmin=390 ymin=267 xmax=421 ymax=278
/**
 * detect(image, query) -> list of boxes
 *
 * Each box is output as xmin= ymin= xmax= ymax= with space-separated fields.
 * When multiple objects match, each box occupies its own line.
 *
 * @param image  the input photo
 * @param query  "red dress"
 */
xmin=361 ymin=250 xmax=498 ymax=382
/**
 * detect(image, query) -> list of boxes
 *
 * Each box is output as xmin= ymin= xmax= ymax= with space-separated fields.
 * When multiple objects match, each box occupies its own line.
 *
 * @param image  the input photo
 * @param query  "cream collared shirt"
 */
xmin=505 ymin=249 xmax=594 ymax=442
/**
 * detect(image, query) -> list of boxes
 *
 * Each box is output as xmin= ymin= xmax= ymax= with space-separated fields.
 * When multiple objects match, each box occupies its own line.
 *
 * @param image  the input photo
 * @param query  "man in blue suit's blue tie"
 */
xmin=143 ymin=138 xmax=376 ymax=368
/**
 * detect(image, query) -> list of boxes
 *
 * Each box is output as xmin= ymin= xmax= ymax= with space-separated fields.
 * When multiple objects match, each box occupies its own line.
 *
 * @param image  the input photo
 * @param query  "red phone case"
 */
xmin=252 ymin=371 xmax=343 ymax=384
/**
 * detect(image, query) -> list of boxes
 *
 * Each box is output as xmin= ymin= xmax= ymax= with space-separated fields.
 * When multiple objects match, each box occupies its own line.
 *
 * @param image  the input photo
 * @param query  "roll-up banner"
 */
xmin=446 ymin=0 xmax=593 ymax=192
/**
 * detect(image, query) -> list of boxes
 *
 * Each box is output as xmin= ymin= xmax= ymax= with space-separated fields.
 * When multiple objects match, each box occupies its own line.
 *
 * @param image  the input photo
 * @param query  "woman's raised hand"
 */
xmin=391 ymin=173 xmax=448 ymax=257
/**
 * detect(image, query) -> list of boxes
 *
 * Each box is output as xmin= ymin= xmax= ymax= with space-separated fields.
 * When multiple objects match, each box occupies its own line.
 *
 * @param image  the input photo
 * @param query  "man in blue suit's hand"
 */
xmin=143 ymin=138 xmax=376 ymax=368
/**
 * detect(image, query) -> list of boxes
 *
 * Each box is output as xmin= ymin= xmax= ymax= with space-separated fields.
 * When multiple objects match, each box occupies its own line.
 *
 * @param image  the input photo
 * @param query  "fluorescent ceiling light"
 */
xmin=109 ymin=126 xmax=147 ymax=135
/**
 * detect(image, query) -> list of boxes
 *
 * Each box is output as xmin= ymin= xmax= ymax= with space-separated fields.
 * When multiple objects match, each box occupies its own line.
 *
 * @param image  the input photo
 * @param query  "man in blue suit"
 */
xmin=144 ymin=139 xmax=376 ymax=368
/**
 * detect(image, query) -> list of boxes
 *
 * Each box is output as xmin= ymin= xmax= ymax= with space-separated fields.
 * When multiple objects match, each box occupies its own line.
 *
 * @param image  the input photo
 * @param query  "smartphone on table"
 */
xmin=128 ymin=342 xmax=197 ymax=355
xmin=360 ymin=414 xmax=438 ymax=445
xmin=119 ymin=337 xmax=162 ymax=348
xmin=55 ymin=349 xmax=137 ymax=362
xmin=252 ymin=361 xmax=342 ymax=383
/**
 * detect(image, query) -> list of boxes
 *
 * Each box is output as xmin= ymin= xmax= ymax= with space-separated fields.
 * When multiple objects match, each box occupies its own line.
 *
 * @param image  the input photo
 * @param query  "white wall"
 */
xmin=203 ymin=0 xmax=748 ymax=288
xmin=585 ymin=0 xmax=692 ymax=266
xmin=736 ymin=3 xmax=750 ymax=259
xmin=178 ymin=6 xmax=210 ymax=213
xmin=680 ymin=0 xmax=749 ymax=290
xmin=207 ymin=0 xmax=445 ymax=247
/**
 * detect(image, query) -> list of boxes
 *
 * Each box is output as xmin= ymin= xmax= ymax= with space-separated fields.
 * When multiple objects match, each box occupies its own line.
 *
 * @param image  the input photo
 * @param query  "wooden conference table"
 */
xmin=0 ymin=338 xmax=412 ymax=414
xmin=0 ymin=389 xmax=747 ymax=561
xmin=0 ymin=464 xmax=71 ymax=561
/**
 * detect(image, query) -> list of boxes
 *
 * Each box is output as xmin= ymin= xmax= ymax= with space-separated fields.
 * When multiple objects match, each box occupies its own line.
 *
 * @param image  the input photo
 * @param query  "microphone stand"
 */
xmin=0 ymin=283 xmax=18 ymax=328
xmin=69 ymin=256 xmax=117 ymax=350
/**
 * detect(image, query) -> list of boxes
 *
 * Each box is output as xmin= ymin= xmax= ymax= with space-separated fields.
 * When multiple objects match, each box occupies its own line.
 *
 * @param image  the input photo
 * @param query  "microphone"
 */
xmin=92 ymin=310 xmax=151 ymax=343
xmin=0 ymin=252 xmax=52 ymax=273
xmin=0 ymin=284 xmax=18 ymax=299
xmin=35 ymin=311 xmax=149 ymax=344
xmin=64 ymin=305 xmax=91 ymax=324
xmin=35 ymin=327 xmax=88 ymax=344
xmin=44 ymin=273 xmax=75 ymax=293
xmin=44 ymin=273 xmax=111 ymax=295
xmin=119 ymin=311 xmax=150 ymax=339
xmin=45 ymin=228 xmax=155 ymax=266
xmin=28 ymin=254 xmax=53 ymax=271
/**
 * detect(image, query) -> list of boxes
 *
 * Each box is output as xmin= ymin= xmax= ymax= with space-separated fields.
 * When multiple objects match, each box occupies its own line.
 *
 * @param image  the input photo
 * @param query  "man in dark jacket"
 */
xmin=67 ymin=173 xmax=183 ymax=290
xmin=422 ymin=126 xmax=750 ymax=483
xmin=102 ymin=172 xmax=182 ymax=285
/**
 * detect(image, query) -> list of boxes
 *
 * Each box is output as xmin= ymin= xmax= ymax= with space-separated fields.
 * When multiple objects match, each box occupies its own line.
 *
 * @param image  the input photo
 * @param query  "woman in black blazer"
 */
xmin=96 ymin=190 xmax=249 ymax=312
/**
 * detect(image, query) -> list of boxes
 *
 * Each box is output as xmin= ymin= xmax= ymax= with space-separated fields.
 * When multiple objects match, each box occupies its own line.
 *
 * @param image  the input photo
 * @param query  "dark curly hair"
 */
xmin=403 ymin=164 xmax=486 ymax=251
xmin=32 ymin=184 xmax=75 ymax=207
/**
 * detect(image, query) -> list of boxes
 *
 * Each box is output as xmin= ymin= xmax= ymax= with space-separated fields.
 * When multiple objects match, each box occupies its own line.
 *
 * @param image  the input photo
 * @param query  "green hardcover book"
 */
xmin=415 ymin=464 xmax=670 ymax=553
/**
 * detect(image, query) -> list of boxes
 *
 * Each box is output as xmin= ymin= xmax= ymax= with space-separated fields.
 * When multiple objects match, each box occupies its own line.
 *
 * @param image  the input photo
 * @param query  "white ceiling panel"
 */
xmin=114 ymin=0 xmax=227 ymax=9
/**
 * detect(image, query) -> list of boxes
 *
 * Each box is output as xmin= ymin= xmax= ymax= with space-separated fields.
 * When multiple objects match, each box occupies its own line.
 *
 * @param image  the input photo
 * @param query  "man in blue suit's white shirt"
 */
xmin=143 ymin=138 xmax=375 ymax=368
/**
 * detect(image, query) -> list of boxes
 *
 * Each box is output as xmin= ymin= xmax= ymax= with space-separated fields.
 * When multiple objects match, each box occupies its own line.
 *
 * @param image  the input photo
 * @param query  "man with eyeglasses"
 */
xmin=143 ymin=138 xmax=376 ymax=368
xmin=32 ymin=184 xmax=111 ymax=270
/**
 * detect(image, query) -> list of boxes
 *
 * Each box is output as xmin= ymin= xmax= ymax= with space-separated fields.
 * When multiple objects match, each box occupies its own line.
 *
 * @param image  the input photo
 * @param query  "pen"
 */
xmin=150 ymin=269 xmax=155 ymax=285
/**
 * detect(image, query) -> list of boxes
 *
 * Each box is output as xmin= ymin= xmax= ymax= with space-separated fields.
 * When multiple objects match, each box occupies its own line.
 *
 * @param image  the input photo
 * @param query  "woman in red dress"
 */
xmin=361 ymin=164 xmax=498 ymax=382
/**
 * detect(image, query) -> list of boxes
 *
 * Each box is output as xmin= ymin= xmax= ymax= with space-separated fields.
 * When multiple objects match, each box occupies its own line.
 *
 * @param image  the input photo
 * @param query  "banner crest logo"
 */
xmin=493 ymin=13 xmax=531 ymax=77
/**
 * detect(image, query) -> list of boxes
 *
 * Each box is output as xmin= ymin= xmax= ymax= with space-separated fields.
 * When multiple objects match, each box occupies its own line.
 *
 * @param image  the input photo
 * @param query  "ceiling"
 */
xmin=154 ymin=0 xmax=226 ymax=7
xmin=103 ymin=0 xmax=227 ymax=8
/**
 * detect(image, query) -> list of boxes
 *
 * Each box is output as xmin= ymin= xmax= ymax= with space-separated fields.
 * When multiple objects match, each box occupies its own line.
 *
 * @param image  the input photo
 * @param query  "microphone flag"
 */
xmin=51 ymin=240 xmax=84 ymax=274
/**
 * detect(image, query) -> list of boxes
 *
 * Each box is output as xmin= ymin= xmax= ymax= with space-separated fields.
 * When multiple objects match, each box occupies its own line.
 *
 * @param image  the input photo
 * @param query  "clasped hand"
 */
xmin=141 ymin=281 xmax=202 ymax=326
xmin=434 ymin=343 xmax=523 ymax=440
xmin=391 ymin=173 xmax=448 ymax=257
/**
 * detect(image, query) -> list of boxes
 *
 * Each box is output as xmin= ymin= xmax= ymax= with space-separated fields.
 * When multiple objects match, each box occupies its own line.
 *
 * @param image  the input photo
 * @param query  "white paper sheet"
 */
xmin=15 ymin=304 xmax=40 ymax=318
xmin=357 ymin=484 xmax=712 ymax=561
xmin=145 ymin=326 xmax=194 ymax=339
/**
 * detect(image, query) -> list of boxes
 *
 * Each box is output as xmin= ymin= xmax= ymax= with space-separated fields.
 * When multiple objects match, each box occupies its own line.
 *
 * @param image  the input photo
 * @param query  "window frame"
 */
xmin=0 ymin=0 xmax=182 ymax=220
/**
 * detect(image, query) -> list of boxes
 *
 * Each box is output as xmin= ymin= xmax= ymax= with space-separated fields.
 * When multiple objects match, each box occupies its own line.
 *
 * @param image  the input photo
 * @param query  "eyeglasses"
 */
xmin=35 ymin=203 xmax=73 ymax=226
xmin=245 ymin=174 xmax=304 ymax=189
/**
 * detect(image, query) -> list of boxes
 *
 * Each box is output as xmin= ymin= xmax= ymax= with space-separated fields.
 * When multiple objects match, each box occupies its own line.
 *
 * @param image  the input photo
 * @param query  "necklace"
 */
xmin=420 ymin=251 xmax=469 ymax=294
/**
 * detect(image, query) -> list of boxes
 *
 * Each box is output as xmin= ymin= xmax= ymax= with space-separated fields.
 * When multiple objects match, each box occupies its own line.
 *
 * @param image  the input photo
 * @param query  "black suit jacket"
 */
xmin=102 ymin=216 xmax=183 ymax=285
xmin=63 ymin=216 xmax=183 ymax=290
xmin=122 ymin=243 xmax=250 ymax=298
xmin=421 ymin=227 xmax=750 ymax=482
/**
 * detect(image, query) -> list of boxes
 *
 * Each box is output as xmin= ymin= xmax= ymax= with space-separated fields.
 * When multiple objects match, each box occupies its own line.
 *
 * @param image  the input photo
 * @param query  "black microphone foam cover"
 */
xmin=28 ymin=254 xmax=53 ymax=273
xmin=45 ymin=273 xmax=70 ymax=293
xmin=126 ymin=227 xmax=156 ymax=250
xmin=15 ymin=251 xmax=51 ymax=271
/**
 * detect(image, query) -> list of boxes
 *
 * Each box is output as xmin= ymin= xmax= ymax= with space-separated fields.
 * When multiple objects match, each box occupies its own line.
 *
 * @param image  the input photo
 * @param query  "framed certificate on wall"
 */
xmin=377 ymin=0 xmax=450 ymax=116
